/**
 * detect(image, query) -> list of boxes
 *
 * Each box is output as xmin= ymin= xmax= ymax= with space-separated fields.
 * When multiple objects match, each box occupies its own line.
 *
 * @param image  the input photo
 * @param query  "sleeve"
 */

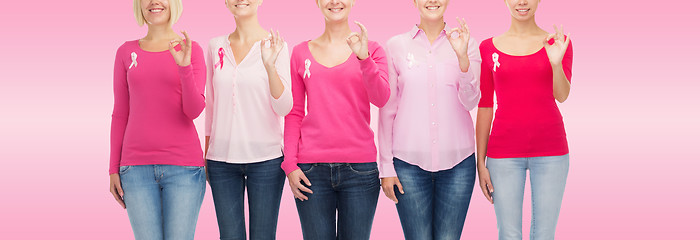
xmin=270 ymin=42 xmax=293 ymax=116
xmin=204 ymin=40 xmax=215 ymax=136
xmin=110 ymin=46 xmax=129 ymax=174
xmin=457 ymin=37 xmax=482 ymax=111
xmin=562 ymin=38 xmax=573 ymax=82
xmin=359 ymin=42 xmax=391 ymax=108
xmin=282 ymin=47 xmax=306 ymax=175
xmin=378 ymin=40 xmax=400 ymax=178
xmin=478 ymin=42 xmax=495 ymax=108
xmin=178 ymin=41 xmax=207 ymax=120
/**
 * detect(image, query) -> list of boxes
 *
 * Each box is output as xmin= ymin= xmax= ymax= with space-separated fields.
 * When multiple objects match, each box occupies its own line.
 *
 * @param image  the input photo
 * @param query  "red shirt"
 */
xmin=478 ymin=38 xmax=573 ymax=158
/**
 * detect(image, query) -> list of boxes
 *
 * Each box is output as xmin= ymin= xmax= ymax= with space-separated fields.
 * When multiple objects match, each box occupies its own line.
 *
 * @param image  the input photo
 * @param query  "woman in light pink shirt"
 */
xmin=204 ymin=0 xmax=292 ymax=239
xmin=283 ymin=0 xmax=390 ymax=239
xmin=378 ymin=0 xmax=480 ymax=239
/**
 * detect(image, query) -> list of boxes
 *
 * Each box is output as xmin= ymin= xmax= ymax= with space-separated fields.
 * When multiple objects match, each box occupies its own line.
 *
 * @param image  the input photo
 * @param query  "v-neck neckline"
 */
xmin=305 ymin=40 xmax=355 ymax=69
xmin=226 ymin=37 xmax=260 ymax=67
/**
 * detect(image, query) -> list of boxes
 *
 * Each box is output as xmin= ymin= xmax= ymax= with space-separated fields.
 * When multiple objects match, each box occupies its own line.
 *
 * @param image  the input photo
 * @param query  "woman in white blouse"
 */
xmin=204 ymin=0 xmax=292 ymax=239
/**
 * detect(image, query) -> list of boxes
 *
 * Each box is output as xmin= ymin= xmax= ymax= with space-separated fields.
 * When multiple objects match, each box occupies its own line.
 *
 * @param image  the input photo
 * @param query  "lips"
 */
xmin=328 ymin=7 xmax=344 ymax=13
xmin=426 ymin=6 xmax=440 ymax=10
xmin=516 ymin=8 xmax=530 ymax=14
xmin=235 ymin=4 xmax=249 ymax=8
xmin=149 ymin=8 xmax=164 ymax=13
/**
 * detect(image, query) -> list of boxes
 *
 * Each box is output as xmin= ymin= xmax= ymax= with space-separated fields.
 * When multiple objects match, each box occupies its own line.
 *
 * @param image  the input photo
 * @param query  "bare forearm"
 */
xmin=552 ymin=63 xmax=570 ymax=103
xmin=476 ymin=107 xmax=494 ymax=167
xmin=265 ymin=65 xmax=285 ymax=99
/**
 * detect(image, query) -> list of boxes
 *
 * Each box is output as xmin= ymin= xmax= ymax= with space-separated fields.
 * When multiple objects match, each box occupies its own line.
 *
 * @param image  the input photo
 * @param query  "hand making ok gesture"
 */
xmin=543 ymin=25 xmax=571 ymax=66
xmin=446 ymin=17 xmax=471 ymax=59
xmin=261 ymin=29 xmax=285 ymax=68
xmin=168 ymin=31 xmax=193 ymax=67
xmin=346 ymin=21 xmax=370 ymax=60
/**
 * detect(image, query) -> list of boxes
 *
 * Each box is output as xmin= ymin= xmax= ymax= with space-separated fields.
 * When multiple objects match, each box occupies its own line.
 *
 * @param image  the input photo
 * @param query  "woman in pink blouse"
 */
xmin=378 ymin=0 xmax=480 ymax=239
xmin=204 ymin=0 xmax=292 ymax=239
xmin=283 ymin=0 xmax=390 ymax=239
xmin=108 ymin=0 xmax=206 ymax=239
xmin=476 ymin=0 xmax=573 ymax=239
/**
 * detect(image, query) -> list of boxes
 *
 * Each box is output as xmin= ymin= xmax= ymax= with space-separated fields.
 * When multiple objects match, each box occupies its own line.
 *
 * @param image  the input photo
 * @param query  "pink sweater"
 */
xmin=110 ymin=40 xmax=206 ymax=174
xmin=281 ymin=41 xmax=390 ymax=175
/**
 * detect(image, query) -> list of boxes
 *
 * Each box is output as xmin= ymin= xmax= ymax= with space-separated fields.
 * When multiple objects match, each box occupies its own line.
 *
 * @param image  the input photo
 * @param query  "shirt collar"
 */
xmin=410 ymin=23 xmax=450 ymax=40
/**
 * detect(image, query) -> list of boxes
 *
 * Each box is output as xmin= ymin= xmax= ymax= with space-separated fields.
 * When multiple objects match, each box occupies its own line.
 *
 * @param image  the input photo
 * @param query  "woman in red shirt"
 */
xmin=476 ymin=0 xmax=573 ymax=239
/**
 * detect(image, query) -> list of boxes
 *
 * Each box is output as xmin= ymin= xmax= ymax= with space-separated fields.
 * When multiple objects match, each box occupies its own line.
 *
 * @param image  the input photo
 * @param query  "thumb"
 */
xmin=396 ymin=179 xmax=404 ymax=194
xmin=300 ymin=173 xmax=312 ymax=186
xmin=168 ymin=41 xmax=178 ymax=57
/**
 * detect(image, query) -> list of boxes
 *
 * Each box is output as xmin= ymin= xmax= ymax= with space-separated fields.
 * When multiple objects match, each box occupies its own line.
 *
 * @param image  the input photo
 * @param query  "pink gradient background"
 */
xmin=1 ymin=0 xmax=698 ymax=239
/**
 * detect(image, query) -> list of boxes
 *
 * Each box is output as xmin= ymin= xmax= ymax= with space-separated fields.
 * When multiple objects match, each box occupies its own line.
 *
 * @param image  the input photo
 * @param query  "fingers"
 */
xmin=168 ymin=40 xmax=178 ymax=57
xmin=290 ymin=184 xmax=309 ymax=201
xmin=346 ymin=32 xmax=361 ymax=46
xmin=383 ymin=186 xmax=398 ymax=204
xmin=543 ymin=33 xmax=556 ymax=45
xmin=110 ymin=182 xmax=126 ymax=209
xmin=479 ymin=179 xmax=493 ymax=204
xmin=395 ymin=179 xmax=404 ymax=194
xmin=299 ymin=174 xmax=313 ymax=192
xmin=181 ymin=31 xmax=192 ymax=47
xmin=355 ymin=21 xmax=368 ymax=38
xmin=564 ymin=32 xmax=571 ymax=46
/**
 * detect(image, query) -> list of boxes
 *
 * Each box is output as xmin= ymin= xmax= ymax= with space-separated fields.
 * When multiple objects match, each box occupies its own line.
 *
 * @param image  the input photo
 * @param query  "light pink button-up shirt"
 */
xmin=378 ymin=26 xmax=481 ymax=178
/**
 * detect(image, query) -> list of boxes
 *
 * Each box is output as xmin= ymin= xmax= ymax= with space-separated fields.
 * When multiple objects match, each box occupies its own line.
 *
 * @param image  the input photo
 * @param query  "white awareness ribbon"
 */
xmin=492 ymin=52 xmax=500 ymax=72
xmin=303 ymin=59 xmax=311 ymax=79
xmin=406 ymin=53 xmax=415 ymax=69
xmin=129 ymin=52 xmax=138 ymax=69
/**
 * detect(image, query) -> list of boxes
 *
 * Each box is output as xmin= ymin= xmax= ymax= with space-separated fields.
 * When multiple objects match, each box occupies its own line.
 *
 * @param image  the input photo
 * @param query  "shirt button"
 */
xmin=432 ymin=140 xmax=437 ymax=144
xmin=432 ymin=122 xmax=437 ymax=125
xmin=428 ymin=50 xmax=432 ymax=54
xmin=428 ymin=65 xmax=433 ymax=68
xmin=431 ymin=103 xmax=435 ymax=107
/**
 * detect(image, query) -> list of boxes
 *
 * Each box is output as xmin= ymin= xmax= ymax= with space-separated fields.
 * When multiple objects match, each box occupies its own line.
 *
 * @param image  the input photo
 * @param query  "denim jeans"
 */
xmin=206 ymin=157 xmax=286 ymax=240
xmin=294 ymin=162 xmax=380 ymax=240
xmin=393 ymin=154 xmax=476 ymax=240
xmin=487 ymin=154 xmax=569 ymax=240
xmin=119 ymin=164 xmax=206 ymax=240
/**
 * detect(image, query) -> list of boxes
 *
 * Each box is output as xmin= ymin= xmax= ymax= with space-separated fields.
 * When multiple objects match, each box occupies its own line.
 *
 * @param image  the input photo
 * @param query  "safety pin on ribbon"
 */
xmin=129 ymin=52 xmax=138 ymax=69
xmin=303 ymin=59 xmax=311 ymax=79
xmin=492 ymin=52 xmax=500 ymax=72
xmin=406 ymin=53 xmax=415 ymax=69
xmin=214 ymin=48 xmax=225 ymax=70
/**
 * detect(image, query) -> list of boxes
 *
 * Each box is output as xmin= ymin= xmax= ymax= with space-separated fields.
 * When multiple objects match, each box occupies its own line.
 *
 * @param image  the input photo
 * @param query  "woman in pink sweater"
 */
xmin=108 ymin=0 xmax=206 ymax=239
xmin=476 ymin=0 xmax=573 ymax=239
xmin=283 ymin=0 xmax=390 ymax=239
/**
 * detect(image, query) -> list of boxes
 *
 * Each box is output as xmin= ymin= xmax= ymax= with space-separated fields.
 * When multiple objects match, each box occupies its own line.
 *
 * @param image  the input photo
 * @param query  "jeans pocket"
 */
xmin=118 ymin=166 xmax=132 ymax=175
xmin=348 ymin=163 xmax=379 ymax=175
xmin=298 ymin=164 xmax=315 ymax=174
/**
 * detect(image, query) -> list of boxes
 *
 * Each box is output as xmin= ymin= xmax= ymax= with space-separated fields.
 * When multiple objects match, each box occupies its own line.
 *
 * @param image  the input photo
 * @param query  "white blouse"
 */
xmin=205 ymin=35 xmax=293 ymax=163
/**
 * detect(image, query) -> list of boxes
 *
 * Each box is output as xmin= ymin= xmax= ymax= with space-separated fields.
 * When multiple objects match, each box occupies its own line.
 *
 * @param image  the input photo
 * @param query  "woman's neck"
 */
xmin=231 ymin=14 xmax=266 ymax=42
xmin=143 ymin=24 xmax=178 ymax=41
xmin=507 ymin=17 xmax=542 ymax=37
xmin=418 ymin=17 xmax=445 ymax=44
xmin=319 ymin=20 xmax=352 ymax=44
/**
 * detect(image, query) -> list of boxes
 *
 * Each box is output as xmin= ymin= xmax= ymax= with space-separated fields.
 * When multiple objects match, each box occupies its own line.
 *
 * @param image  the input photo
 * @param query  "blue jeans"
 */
xmin=295 ymin=162 xmax=380 ymax=240
xmin=487 ymin=154 xmax=569 ymax=240
xmin=206 ymin=157 xmax=286 ymax=240
xmin=393 ymin=154 xmax=476 ymax=240
xmin=119 ymin=164 xmax=206 ymax=240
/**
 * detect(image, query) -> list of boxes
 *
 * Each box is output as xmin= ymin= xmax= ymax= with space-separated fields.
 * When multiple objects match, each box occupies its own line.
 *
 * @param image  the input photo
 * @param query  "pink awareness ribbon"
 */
xmin=215 ymin=48 xmax=225 ymax=70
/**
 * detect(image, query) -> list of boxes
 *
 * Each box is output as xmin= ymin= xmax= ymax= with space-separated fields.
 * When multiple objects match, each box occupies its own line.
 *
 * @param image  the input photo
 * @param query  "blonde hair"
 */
xmin=133 ymin=0 xmax=183 ymax=26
